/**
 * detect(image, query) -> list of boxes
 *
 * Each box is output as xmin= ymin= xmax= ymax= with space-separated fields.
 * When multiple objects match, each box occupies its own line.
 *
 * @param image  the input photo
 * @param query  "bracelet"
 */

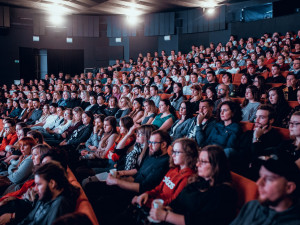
xmin=164 ymin=210 xmax=169 ymax=222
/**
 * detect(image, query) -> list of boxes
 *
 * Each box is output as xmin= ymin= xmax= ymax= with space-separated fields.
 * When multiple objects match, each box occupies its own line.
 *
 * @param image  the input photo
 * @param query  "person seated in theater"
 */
xmin=291 ymin=40 xmax=300 ymax=56
xmin=264 ymin=50 xmax=276 ymax=65
xmin=290 ymin=58 xmax=300 ymax=77
xmin=214 ymin=84 xmax=232 ymax=113
xmin=0 ymin=119 xmax=18 ymax=157
xmin=275 ymin=55 xmax=290 ymax=71
xmin=7 ymin=100 xmax=22 ymax=119
xmin=148 ymin=145 xmax=237 ymax=225
xmin=202 ymin=71 xmax=218 ymax=94
xmin=230 ymin=155 xmax=300 ymax=225
xmin=245 ymin=64 xmax=257 ymax=82
xmin=1 ymin=98 xmax=13 ymax=119
xmin=256 ymin=57 xmax=269 ymax=73
xmin=150 ymin=85 xmax=161 ymax=108
xmin=153 ymin=75 xmax=164 ymax=93
xmin=69 ymin=91 xmax=81 ymax=108
xmin=183 ymin=99 xmax=216 ymax=146
xmin=266 ymin=64 xmax=286 ymax=83
xmin=267 ymin=87 xmax=291 ymax=127
xmin=227 ymin=59 xmax=240 ymax=74
xmin=200 ymin=101 xmax=241 ymax=159
xmin=24 ymin=98 xmax=43 ymax=125
xmin=17 ymin=99 xmax=32 ymax=122
xmin=235 ymin=104 xmax=282 ymax=179
xmin=84 ymin=130 xmax=170 ymax=225
xmin=217 ymin=72 xmax=235 ymax=96
xmin=282 ymin=74 xmax=298 ymax=101
xmin=214 ymin=60 xmax=226 ymax=75
xmin=241 ymin=85 xmax=261 ymax=122
xmin=17 ymin=162 xmax=80 ymax=225
xmin=84 ymin=95 xmax=98 ymax=114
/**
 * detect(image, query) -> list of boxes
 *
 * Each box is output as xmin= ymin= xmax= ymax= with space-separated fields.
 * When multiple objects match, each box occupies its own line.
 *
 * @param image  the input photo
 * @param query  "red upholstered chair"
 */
xmin=239 ymin=121 xmax=254 ymax=133
xmin=231 ymin=172 xmax=258 ymax=212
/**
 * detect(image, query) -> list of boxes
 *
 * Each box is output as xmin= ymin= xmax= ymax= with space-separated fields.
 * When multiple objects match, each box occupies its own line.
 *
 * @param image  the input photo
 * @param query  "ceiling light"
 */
xmin=207 ymin=8 xmax=215 ymax=15
xmin=49 ymin=14 xmax=64 ymax=25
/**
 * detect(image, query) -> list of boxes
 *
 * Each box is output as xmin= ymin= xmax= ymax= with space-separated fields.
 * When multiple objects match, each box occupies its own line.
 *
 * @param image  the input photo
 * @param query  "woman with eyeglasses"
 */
xmin=270 ymin=111 xmax=300 ymax=169
xmin=147 ymin=145 xmax=237 ymax=225
xmin=133 ymin=138 xmax=197 ymax=206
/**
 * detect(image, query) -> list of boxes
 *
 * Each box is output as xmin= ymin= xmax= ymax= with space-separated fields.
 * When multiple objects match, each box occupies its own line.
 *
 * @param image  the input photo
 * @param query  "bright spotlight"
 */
xmin=126 ymin=15 xmax=138 ymax=26
xmin=207 ymin=8 xmax=215 ymax=15
xmin=49 ymin=14 xmax=64 ymax=25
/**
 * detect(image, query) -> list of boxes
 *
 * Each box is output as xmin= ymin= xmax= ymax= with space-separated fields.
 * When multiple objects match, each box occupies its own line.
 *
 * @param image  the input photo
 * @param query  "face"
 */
xmin=103 ymin=120 xmax=112 ymax=133
xmin=173 ymin=84 xmax=180 ymax=93
xmin=148 ymin=134 xmax=162 ymax=156
xmin=192 ymin=88 xmax=199 ymax=97
xmin=56 ymin=107 xmax=63 ymax=117
xmin=34 ymin=175 xmax=53 ymax=202
xmin=268 ymin=90 xmax=278 ymax=105
xmin=293 ymin=60 xmax=300 ymax=70
xmin=286 ymin=75 xmax=296 ymax=87
xmin=64 ymin=110 xmax=72 ymax=120
xmin=245 ymin=88 xmax=254 ymax=100
xmin=271 ymin=66 xmax=279 ymax=76
xmin=220 ymin=104 xmax=232 ymax=122
xmin=217 ymin=85 xmax=227 ymax=98
xmin=196 ymin=151 xmax=212 ymax=179
xmin=158 ymin=101 xmax=168 ymax=113
xmin=255 ymin=109 xmax=270 ymax=128
xmin=43 ymin=106 xmax=49 ymax=114
xmin=191 ymin=75 xmax=197 ymax=83
xmin=256 ymin=166 xmax=290 ymax=206
xmin=119 ymin=121 xmax=127 ymax=134
xmin=109 ymin=98 xmax=116 ymax=107
xmin=73 ymin=111 xmax=81 ymax=122
xmin=150 ymin=87 xmax=156 ymax=96
xmin=289 ymin=115 xmax=300 ymax=137
xmin=179 ymin=103 xmax=186 ymax=116
xmin=97 ymin=96 xmax=104 ymax=105
xmin=4 ymin=123 xmax=13 ymax=134
xmin=32 ymin=148 xmax=42 ymax=166
xmin=172 ymin=143 xmax=186 ymax=166
xmin=241 ymin=75 xmax=248 ymax=85
xmin=222 ymin=75 xmax=229 ymax=84
xmin=20 ymin=143 xmax=32 ymax=155
xmin=49 ymin=106 xmax=56 ymax=114
xmin=33 ymin=101 xmax=40 ymax=109
xmin=82 ymin=113 xmax=91 ymax=125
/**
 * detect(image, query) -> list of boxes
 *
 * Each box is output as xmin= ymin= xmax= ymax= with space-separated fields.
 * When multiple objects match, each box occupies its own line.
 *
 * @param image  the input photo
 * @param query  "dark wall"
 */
xmin=129 ymin=35 xmax=158 ymax=59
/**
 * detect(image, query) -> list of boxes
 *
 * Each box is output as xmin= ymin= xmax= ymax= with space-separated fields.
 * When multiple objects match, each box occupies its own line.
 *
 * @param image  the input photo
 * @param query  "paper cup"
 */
xmin=110 ymin=169 xmax=117 ymax=178
xmin=152 ymin=199 xmax=164 ymax=209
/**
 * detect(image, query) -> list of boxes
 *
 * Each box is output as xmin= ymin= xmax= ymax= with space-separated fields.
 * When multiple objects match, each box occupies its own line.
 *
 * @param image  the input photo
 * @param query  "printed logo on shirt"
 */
xmin=163 ymin=176 xmax=175 ymax=189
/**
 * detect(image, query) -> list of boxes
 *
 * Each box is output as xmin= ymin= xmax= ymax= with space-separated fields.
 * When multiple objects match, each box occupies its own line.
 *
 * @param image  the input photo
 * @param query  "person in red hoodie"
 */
xmin=132 ymin=138 xmax=198 ymax=208
xmin=0 ymin=119 xmax=18 ymax=157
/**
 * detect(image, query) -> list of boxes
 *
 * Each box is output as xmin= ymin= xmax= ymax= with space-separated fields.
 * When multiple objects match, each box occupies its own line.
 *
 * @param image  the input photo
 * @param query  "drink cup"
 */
xmin=152 ymin=199 xmax=164 ymax=209
xmin=110 ymin=169 xmax=117 ymax=178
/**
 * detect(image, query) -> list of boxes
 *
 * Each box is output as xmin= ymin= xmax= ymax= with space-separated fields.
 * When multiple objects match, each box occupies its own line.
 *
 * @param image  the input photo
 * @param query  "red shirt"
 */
xmin=145 ymin=167 xmax=195 ymax=208
xmin=0 ymin=132 xmax=18 ymax=151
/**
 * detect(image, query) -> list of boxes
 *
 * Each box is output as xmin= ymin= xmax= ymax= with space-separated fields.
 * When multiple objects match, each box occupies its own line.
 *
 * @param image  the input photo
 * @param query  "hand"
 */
xmin=197 ymin=112 xmax=207 ymax=125
xmin=149 ymin=207 xmax=167 ymax=222
xmin=136 ymin=193 xmax=148 ymax=206
xmin=59 ymin=140 xmax=67 ymax=146
xmin=0 ymin=213 xmax=12 ymax=225
xmin=131 ymin=196 xmax=138 ymax=205
xmin=93 ymin=125 xmax=99 ymax=133
xmin=254 ymin=125 xmax=271 ymax=139
xmin=80 ymin=150 xmax=89 ymax=156
xmin=89 ymin=146 xmax=97 ymax=151
xmin=45 ymin=127 xmax=50 ymax=132
xmin=128 ymin=124 xmax=140 ymax=136
xmin=106 ymin=174 xmax=118 ymax=186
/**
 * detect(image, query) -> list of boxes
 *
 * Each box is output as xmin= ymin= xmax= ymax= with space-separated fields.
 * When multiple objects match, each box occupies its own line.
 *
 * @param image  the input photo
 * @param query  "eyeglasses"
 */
xmin=288 ymin=122 xmax=300 ymax=127
xmin=148 ymin=141 xmax=162 ymax=145
xmin=4 ymin=126 xmax=11 ymax=129
xmin=136 ymin=132 xmax=145 ymax=137
xmin=172 ymin=151 xmax=184 ymax=155
xmin=217 ymin=88 xmax=225 ymax=92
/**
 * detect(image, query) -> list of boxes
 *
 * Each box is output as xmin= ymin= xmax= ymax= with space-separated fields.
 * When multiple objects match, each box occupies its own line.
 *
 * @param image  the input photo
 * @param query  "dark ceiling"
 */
xmin=0 ymin=0 xmax=255 ymax=15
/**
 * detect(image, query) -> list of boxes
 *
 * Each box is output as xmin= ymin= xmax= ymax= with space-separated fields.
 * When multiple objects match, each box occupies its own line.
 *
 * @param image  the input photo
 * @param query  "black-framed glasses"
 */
xmin=288 ymin=122 xmax=300 ymax=127
xmin=197 ymin=159 xmax=210 ymax=165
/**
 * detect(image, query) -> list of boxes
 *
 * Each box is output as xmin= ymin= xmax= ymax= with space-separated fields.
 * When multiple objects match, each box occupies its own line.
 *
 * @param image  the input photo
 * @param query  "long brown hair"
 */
xmin=170 ymin=138 xmax=198 ymax=171
xmin=136 ymin=124 xmax=156 ymax=166
xmin=100 ymin=116 xmax=118 ymax=149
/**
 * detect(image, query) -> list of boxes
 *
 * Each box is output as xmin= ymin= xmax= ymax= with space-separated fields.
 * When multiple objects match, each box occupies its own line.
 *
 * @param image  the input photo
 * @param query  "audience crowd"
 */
xmin=0 ymin=30 xmax=300 ymax=225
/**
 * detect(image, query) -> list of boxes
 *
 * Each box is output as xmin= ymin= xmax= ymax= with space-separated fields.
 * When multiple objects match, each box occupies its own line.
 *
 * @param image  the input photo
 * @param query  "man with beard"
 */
xmin=214 ymin=84 xmax=232 ymax=113
xmin=234 ymin=105 xmax=282 ymax=180
xmin=18 ymin=162 xmax=80 ymax=225
xmin=84 ymin=130 xmax=170 ymax=225
xmin=230 ymin=155 xmax=300 ymax=225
